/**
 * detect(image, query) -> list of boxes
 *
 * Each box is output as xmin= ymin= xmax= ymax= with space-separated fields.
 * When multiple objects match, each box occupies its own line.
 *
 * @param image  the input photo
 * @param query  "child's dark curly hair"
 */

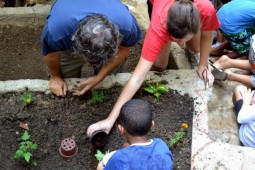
xmin=117 ymin=99 xmax=153 ymax=136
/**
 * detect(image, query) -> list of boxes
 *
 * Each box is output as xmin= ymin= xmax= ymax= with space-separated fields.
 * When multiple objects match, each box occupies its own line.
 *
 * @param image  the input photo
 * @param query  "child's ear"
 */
xmin=117 ymin=124 xmax=125 ymax=135
xmin=150 ymin=120 xmax=155 ymax=132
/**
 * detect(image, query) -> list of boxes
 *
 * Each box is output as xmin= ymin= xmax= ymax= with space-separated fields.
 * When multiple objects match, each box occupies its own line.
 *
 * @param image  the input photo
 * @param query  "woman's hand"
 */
xmin=196 ymin=66 xmax=215 ymax=89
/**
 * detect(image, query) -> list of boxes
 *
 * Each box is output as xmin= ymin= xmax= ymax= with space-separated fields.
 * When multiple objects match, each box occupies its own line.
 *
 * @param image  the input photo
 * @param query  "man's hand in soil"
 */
xmin=73 ymin=75 xmax=101 ymax=96
xmin=49 ymin=76 xmax=67 ymax=97
xmin=87 ymin=119 xmax=113 ymax=137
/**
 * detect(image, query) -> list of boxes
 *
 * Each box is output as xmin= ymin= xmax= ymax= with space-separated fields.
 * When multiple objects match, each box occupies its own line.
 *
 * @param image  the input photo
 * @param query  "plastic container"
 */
xmin=89 ymin=130 xmax=108 ymax=148
xmin=59 ymin=138 xmax=78 ymax=159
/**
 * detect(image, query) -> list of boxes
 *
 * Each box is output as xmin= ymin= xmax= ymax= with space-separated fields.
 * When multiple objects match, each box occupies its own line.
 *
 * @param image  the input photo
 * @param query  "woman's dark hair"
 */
xmin=72 ymin=14 xmax=121 ymax=72
xmin=117 ymin=99 xmax=152 ymax=136
xmin=167 ymin=0 xmax=200 ymax=39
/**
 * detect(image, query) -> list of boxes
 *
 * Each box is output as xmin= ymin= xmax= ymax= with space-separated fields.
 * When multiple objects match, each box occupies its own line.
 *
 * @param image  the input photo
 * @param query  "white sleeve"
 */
xmin=237 ymin=104 xmax=255 ymax=123
xmin=102 ymin=151 xmax=117 ymax=167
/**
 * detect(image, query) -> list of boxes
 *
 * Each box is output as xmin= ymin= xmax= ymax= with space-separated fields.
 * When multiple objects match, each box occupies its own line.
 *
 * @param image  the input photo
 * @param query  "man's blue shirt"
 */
xmin=41 ymin=0 xmax=142 ymax=56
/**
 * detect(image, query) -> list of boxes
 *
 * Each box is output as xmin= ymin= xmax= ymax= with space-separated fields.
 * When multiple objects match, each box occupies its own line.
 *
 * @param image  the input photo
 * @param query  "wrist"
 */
xmin=197 ymin=65 xmax=207 ymax=71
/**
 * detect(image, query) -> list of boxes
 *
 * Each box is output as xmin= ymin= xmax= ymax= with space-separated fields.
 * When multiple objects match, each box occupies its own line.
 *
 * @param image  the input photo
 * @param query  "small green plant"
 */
xmin=143 ymin=82 xmax=168 ymax=100
xmin=95 ymin=149 xmax=110 ymax=161
xmin=20 ymin=90 xmax=34 ymax=108
xmin=15 ymin=130 xmax=38 ymax=163
xmin=169 ymin=123 xmax=188 ymax=147
xmin=87 ymin=89 xmax=108 ymax=105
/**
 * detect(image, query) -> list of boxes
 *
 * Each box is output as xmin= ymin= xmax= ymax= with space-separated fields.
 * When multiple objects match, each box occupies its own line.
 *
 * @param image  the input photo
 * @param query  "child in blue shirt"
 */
xmin=210 ymin=0 xmax=255 ymax=58
xmin=97 ymin=99 xmax=173 ymax=170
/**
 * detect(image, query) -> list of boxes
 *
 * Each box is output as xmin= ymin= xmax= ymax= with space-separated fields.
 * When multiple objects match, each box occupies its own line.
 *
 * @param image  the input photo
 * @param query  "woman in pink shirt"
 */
xmin=79 ymin=0 xmax=221 ymax=136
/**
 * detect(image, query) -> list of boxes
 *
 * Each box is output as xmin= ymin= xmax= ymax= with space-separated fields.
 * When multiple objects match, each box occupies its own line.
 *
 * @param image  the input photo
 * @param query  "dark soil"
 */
xmin=0 ymin=24 xmax=193 ymax=169
xmin=0 ymin=86 xmax=193 ymax=170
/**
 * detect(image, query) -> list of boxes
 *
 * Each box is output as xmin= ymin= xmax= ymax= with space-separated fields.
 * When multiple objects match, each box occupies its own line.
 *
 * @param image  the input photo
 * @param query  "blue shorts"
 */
xmin=234 ymin=99 xmax=245 ymax=146
xmin=235 ymin=99 xmax=243 ymax=115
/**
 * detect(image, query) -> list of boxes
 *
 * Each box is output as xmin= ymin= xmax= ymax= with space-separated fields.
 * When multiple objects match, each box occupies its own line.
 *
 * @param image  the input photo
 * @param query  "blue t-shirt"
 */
xmin=41 ymin=0 xmax=142 ymax=56
xmin=218 ymin=0 xmax=255 ymax=34
xmin=104 ymin=138 xmax=173 ymax=170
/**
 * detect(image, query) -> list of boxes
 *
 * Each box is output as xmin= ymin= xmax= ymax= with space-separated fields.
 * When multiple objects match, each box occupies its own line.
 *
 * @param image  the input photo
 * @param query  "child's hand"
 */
xmin=240 ymin=87 xmax=254 ymax=105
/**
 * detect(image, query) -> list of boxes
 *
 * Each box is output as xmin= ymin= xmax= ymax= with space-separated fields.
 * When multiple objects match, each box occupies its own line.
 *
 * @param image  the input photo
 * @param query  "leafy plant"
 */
xmin=87 ymin=89 xmax=108 ymax=105
xmin=143 ymin=82 xmax=168 ymax=100
xmin=20 ymin=90 xmax=34 ymax=108
xmin=169 ymin=123 xmax=189 ymax=147
xmin=95 ymin=149 xmax=110 ymax=161
xmin=15 ymin=130 xmax=38 ymax=163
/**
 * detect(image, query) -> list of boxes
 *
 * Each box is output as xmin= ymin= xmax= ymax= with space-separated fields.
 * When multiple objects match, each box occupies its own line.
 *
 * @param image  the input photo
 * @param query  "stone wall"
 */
xmin=0 ymin=0 xmax=52 ymax=7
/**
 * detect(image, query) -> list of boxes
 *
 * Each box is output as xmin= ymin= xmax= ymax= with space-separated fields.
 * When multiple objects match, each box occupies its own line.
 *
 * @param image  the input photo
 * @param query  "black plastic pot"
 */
xmin=89 ymin=130 xmax=108 ymax=148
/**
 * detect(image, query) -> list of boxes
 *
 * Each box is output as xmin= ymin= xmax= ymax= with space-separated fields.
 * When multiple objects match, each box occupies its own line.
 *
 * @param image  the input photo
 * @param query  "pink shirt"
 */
xmin=142 ymin=0 xmax=220 ymax=62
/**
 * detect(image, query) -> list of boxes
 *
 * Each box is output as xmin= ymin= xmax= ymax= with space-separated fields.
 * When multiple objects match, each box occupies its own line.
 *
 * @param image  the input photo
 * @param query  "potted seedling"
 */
xmin=87 ymin=89 xmax=108 ymax=105
xmin=143 ymin=81 xmax=168 ymax=100
xmin=15 ymin=130 xmax=38 ymax=165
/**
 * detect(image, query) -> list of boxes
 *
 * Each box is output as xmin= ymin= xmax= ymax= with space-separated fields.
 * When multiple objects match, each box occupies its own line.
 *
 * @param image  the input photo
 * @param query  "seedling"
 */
xmin=15 ymin=130 xmax=38 ymax=163
xmin=169 ymin=123 xmax=189 ymax=148
xmin=20 ymin=90 xmax=34 ymax=108
xmin=95 ymin=149 xmax=110 ymax=161
xmin=87 ymin=89 xmax=108 ymax=105
xmin=143 ymin=82 xmax=168 ymax=100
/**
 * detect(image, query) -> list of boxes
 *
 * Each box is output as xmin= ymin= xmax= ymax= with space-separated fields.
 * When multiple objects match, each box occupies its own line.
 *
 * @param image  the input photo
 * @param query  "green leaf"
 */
xmin=15 ymin=149 xmax=24 ymax=158
xmin=26 ymin=141 xmax=32 ymax=146
xmin=169 ymin=131 xmax=185 ymax=147
xmin=154 ymin=92 xmax=161 ymax=98
xmin=19 ymin=144 xmax=26 ymax=150
xmin=31 ymin=144 xmax=38 ymax=150
xmin=95 ymin=150 xmax=104 ymax=161
xmin=144 ymin=87 xmax=155 ymax=93
xmin=20 ymin=141 xmax=26 ymax=145
xmin=156 ymin=84 xmax=168 ymax=93
xmin=87 ymin=90 xmax=108 ymax=105
xmin=22 ymin=131 xmax=30 ymax=141
xmin=24 ymin=152 xmax=32 ymax=162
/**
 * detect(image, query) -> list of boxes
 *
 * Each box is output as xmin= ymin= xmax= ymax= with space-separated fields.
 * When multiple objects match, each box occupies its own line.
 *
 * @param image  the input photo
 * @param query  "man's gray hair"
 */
xmin=72 ymin=14 xmax=121 ymax=72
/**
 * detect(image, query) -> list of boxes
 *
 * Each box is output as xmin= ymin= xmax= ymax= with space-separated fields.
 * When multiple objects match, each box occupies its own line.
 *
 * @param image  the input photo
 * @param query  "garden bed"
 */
xmin=0 ymin=85 xmax=193 ymax=169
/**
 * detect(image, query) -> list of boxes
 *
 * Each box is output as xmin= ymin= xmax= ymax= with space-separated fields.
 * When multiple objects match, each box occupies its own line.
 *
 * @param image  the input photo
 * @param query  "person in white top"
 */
xmin=233 ymin=85 xmax=255 ymax=147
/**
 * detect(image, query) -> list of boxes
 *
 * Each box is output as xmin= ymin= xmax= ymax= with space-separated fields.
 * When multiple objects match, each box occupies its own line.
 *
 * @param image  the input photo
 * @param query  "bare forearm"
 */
xmin=108 ymin=74 xmax=145 ymax=122
xmin=44 ymin=52 xmax=62 ymax=78
xmin=107 ymin=57 xmax=153 ymax=122
xmin=199 ymin=31 xmax=213 ymax=68
xmin=97 ymin=46 xmax=130 ymax=81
